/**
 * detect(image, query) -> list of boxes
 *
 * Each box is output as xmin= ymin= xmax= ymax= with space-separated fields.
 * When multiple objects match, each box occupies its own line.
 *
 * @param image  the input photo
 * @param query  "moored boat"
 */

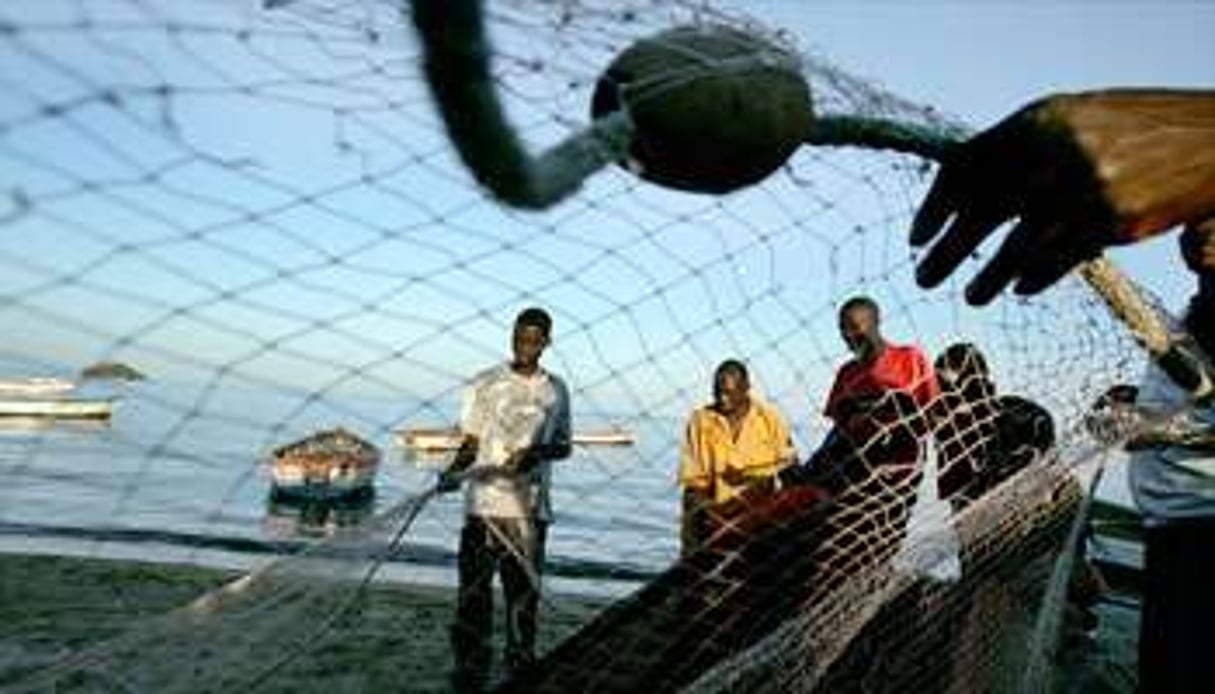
xmin=0 ymin=397 xmax=112 ymax=419
xmin=395 ymin=427 xmax=635 ymax=452
xmin=0 ymin=377 xmax=78 ymax=397
xmin=270 ymin=427 xmax=380 ymax=500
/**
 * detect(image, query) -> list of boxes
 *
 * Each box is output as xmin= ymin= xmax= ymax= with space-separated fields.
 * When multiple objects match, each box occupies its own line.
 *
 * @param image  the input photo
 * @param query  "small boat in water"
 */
xmin=0 ymin=397 xmax=113 ymax=419
xmin=0 ymin=377 xmax=78 ymax=397
xmin=270 ymin=427 xmax=380 ymax=501
xmin=395 ymin=427 xmax=635 ymax=452
xmin=0 ymin=375 xmax=113 ymax=421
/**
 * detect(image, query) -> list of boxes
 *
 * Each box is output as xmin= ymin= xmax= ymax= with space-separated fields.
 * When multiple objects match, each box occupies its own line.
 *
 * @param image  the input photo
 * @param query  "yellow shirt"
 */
xmin=679 ymin=398 xmax=797 ymax=505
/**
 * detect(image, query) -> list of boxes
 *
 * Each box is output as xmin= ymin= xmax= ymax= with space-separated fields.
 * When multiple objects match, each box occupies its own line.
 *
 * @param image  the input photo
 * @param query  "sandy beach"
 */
xmin=0 ymin=553 xmax=604 ymax=692
xmin=1 ymin=548 xmax=1139 ymax=692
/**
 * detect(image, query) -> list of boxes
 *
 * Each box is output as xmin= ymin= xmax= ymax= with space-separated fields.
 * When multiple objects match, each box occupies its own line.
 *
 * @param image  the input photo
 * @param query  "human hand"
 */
xmin=436 ymin=468 xmax=462 ymax=493
xmin=503 ymin=448 xmax=536 ymax=474
xmin=720 ymin=466 xmax=749 ymax=486
xmin=911 ymin=90 xmax=1215 ymax=304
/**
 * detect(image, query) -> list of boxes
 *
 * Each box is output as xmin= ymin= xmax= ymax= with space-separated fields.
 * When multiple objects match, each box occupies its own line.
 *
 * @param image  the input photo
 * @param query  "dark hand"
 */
xmin=911 ymin=90 xmax=1215 ymax=304
xmin=436 ymin=468 xmax=461 ymax=493
xmin=911 ymin=96 xmax=1117 ymax=304
xmin=504 ymin=448 xmax=534 ymax=474
xmin=720 ymin=466 xmax=749 ymax=486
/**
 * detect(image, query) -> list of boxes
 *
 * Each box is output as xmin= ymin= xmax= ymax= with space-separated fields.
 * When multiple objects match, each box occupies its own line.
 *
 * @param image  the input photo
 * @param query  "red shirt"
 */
xmin=822 ymin=344 xmax=939 ymax=480
xmin=823 ymin=343 xmax=939 ymax=422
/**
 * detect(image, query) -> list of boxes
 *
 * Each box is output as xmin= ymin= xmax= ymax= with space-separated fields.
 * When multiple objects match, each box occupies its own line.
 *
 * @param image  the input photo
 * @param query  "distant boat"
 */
xmin=395 ymin=427 xmax=635 ymax=452
xmin=0 ymin=397 xmax=112 ymax=419
xmin=0 ymin=377 xmax=77 ymax=397
xmin=270 ymin=427 xmax=380 ymax=501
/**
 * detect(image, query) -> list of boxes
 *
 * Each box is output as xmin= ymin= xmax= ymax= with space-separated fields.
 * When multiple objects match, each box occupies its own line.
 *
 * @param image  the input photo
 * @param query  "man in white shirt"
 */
xmin=438 ymin=307 xmax=572 ymax=691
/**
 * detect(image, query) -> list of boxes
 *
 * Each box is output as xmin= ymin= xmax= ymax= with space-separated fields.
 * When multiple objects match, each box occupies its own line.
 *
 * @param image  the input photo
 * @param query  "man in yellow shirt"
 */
xmin=679 ymin=359 xmax=798 ymax=555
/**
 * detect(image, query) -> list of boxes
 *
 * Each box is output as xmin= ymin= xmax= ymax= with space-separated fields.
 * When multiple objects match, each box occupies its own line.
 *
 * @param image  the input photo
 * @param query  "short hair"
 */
xmin=935 ymin=342 xmax=989 ymax=383
xmin=1180 ymin=222 xmax=1214 ymax=275
xmin=514 ymin=306 xmax=553 ymax=337
xmin=839 ymin=295 xmax=880 ymax=321
xmin=714 ymin=358 xmax=749 ymax=385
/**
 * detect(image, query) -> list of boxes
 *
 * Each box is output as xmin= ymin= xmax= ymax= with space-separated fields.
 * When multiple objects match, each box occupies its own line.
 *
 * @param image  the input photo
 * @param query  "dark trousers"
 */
xmin=451 ymin=515 xmax=547 ymax=691
xmin=1140 ymin=519 xmax=1215 ymax=694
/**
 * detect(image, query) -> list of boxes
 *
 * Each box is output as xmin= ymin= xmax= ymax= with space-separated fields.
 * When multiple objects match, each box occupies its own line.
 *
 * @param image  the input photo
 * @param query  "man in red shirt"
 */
xmin=807 ymin=296 xmax=939 ymax=571
xmin=824 ymin=296 xmax=939 ymax=426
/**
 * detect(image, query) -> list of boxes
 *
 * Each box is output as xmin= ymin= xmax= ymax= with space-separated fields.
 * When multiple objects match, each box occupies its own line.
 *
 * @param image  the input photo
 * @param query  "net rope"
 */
xmin=0 ymin=1 xmax=1159 ymax=692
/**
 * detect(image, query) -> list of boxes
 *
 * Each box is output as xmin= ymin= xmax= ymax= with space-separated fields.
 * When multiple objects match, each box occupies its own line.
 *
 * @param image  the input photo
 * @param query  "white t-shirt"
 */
xmin=460 ymin=363 xmax=571 ymax=521
xmin=1128 ymin=363 xmax=1215 ymax=525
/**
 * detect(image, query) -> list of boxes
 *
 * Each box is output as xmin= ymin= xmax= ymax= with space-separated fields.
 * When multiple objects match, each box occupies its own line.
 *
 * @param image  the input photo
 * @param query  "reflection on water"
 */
xmin=263 ymin=492 xmax=376 ymax=539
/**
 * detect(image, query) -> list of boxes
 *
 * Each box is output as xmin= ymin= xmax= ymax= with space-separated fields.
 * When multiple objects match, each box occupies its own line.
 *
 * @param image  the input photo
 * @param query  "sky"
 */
xmin=746 ymin=0 xmax=1215 ymax=310
xmin=0 ymin=0 xmax=1211 ymax=425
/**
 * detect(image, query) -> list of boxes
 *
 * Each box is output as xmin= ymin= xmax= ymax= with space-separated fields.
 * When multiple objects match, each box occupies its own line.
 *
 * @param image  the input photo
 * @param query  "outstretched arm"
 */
xmin=911 ymin=89 xmax=1215 ymax=304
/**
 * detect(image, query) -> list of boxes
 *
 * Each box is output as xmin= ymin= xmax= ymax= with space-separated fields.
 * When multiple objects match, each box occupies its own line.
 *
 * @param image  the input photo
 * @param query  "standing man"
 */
xmin=823 ymin=296 xmax=939 ymax=439
xmin=438 ymin=307 xmax=572 ymax=691
xmin=1127 ymin=223 xmax=1214 ymax=694
xmin=812 ymin=296 xmax=939 ymax=562
xmin=679 ymin=359 xmax=797 ymax=555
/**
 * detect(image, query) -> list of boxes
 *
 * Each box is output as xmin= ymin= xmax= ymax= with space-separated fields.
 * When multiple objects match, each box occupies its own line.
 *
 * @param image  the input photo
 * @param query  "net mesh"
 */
xmin=0 ymin=1 xmax=1149 ymax=692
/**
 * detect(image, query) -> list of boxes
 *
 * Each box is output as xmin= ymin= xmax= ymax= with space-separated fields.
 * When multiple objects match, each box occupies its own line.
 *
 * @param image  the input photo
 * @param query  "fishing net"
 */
xmin=0 ymin=1 xmax=1160 ymax=691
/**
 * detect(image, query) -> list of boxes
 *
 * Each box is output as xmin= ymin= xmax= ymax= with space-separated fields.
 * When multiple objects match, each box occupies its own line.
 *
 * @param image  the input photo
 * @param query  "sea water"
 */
xmin=0 ymin=379 xmax=683 ymax=590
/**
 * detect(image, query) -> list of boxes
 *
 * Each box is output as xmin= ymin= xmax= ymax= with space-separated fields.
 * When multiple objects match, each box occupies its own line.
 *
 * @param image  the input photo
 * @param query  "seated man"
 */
xmin=679 ymin=359 xmax=798 ymax=555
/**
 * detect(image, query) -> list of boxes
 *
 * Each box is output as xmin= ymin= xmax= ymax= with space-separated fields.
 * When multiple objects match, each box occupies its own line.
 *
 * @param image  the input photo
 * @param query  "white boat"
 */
xmin=395 ymin=427 xmax=635 ymax=452
xmin=270 ymin=427 xmax=380 ymax=500
xmin=0 ymin=377 xmax=77 ymax=397
xmin=570 ymin=430 xmax=637 ymax=447
xmin=0 ymin=397 xmax=113 ymax=419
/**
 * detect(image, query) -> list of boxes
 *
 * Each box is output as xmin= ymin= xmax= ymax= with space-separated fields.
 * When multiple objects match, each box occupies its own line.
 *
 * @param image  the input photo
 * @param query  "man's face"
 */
xmin=714 ymin=371 xmax=750 ymax=417
xmin=512 ymin=324 xmax=548 ymax=369
xmin=840 ymin=307 xmax=880 ymax=359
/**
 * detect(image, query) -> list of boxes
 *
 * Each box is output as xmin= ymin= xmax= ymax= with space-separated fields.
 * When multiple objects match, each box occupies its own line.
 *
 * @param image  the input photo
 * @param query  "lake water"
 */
xmin=0 ymin=381 xmax=685 ymax=591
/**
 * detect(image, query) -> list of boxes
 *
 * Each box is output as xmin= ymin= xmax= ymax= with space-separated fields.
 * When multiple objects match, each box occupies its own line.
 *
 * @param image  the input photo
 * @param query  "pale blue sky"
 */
xmin=748 ymin=0 xmax=1214 ymax=309
xmin=0 ymin=1 xmax=1210 ymax=427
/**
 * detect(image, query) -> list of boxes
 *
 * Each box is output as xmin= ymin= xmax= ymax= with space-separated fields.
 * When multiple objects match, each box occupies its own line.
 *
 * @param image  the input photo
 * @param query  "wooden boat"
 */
xmin=270 ymin=427 xmax=380 ymax=500
xmin=0 ymin=397 xmax=112 ymax=419
xmin=0 ymin=377 xmax=77 ymax=397
xmin=395 ymin=427 xmax=635 ymax=452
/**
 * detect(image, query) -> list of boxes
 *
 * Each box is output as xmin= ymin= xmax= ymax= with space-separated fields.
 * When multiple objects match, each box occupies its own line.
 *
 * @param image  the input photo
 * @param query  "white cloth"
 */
xmin=1128 ymin=363 xmax=1215 ymax=525
xmin=460 ymin=363 xmax=570 ymax=521
xmin=893 ymin=438 xmax=962 ymax=582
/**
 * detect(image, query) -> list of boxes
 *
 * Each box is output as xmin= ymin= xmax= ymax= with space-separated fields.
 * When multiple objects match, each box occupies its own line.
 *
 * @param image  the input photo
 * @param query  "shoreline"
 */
xmin=0 ymin=552 xmax=608 ymax=692
xmin=1 ymin=539 xmax=1140 ymax=692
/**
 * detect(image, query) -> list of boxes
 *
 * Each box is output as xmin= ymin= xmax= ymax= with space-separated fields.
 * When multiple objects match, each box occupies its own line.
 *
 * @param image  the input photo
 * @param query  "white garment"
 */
xmin=460 ymin=363 xmax=570 ymax=521
xmin=893 ymin=438 xmax=962 ymax=582
xmin=1128 ymin=363 xmax=1215 ymax=525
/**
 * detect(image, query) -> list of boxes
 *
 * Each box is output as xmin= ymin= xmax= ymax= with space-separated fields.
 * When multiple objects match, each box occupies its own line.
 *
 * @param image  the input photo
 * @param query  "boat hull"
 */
xmin=396 ymin=428 xmax=635 ymax=452
xmin=0 ymin=377 xmax=77 ymax=397
xmin=270 ymin=456 xmax=378 ymax=501
xmin=0 ymin=398 xmax=113 ymax=419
